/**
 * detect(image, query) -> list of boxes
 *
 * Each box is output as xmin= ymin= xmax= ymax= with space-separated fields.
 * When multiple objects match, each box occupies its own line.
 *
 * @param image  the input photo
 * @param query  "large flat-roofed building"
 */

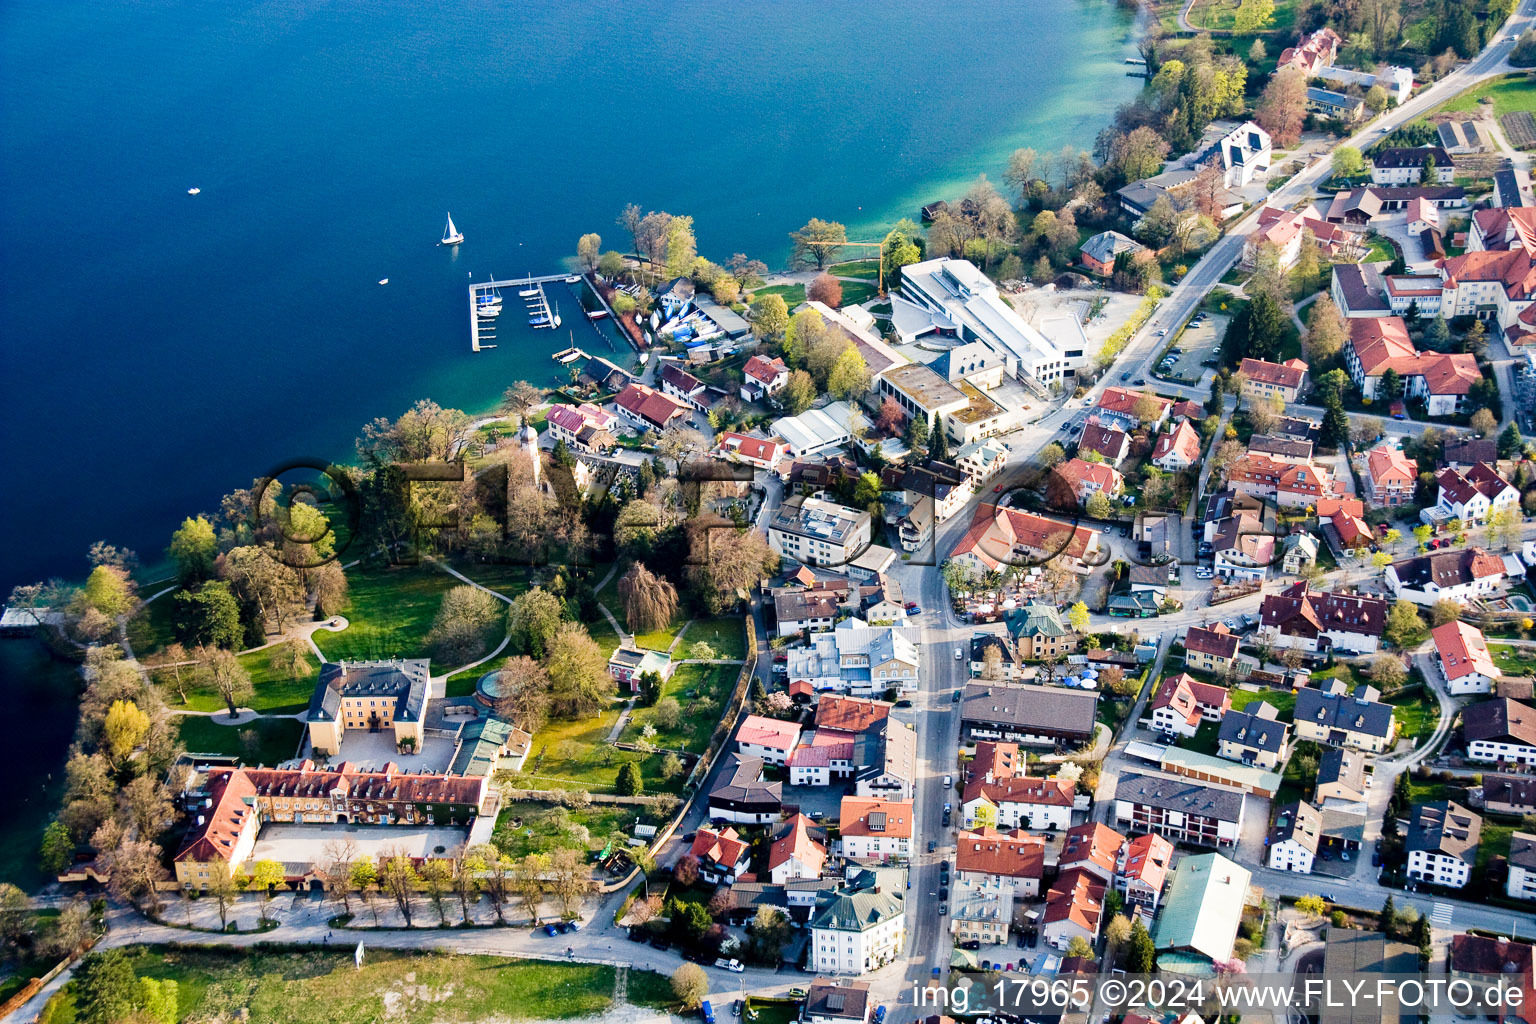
xmin=768 ymin=495 xmax=872 ymax=568
xmin=306 ymin=660 xmax=430 ymax=758
xmin=891 ymin=257 xmax=1086 ymax=390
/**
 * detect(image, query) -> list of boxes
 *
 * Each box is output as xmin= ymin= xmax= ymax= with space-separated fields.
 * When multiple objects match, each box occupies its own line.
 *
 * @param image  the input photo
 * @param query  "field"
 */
xmin=125 ymin=595 xmax=179 ymax=657
xmin=680 ymin=617 xmax=748 ymax=661
xmin=1228 ymin=687 xmax=1297 ymax=721
xmin=311 ymin=564 xmax=464 ymax=669
xmin=174 ymin=715 xmax=306 ymax=766
xmin=1182 ymin=0 xmax=1298 ymax=32
xmin=518 ymin=711 xmax=685 ymax=795
xmin=1388 ymin=689 xmax=1441 ymax=743
xmin=750 ymin=284 xmax=806 ymax=308
xmin=39 ymin=946 xmax=675 ymax=1024
xmin=830 ymin=259 xmax=880 ymax=280
xmin=491 ymin=800 xmax=667 ymax=859
xmin=620 ymin=663 xmax=738 ymax=754
xmin=1489 ymin=642 xmax=1536 ymax=676
xmin=158 ymin=643 xmax=321 ymax=714
xmin=1430 ymin=73 xmax=1536 ymax=120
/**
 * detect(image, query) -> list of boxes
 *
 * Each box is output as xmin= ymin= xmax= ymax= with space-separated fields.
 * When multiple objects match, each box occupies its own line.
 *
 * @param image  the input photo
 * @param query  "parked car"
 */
xmin=895 ymin=698 xmax=913 ymax=708
xmin=715 ymin=958 xmax=744 ymax=973
xmin=939 ymin=903 xmax=948 ymax=915
xmin=873 ymin=1008 xmax=887 ymax=1024
xmin=1120 ymin=371 xmax=1133 ymax=381
xmin=960 ymin=940 xmax=981 ymax=951
xmin=733 ymin=1000 xmax=743 ymax=1017
xmin=702 ymin=1000 xmax=717 ymax=1024
xmin=543 ymin=924 xmax=559 ymax=936
xmin=1134 ymin=378 xmax=1146 ymax=386
xmin=952 ymin=690 xmax=962 ymax=702
xmin=939 ymin=886 xmax=949 ymax=901
xmin=942 ymin=811 xmax=952 ymax=827
xmin=943 ymin=775 xmax=953 ymax=787
xmin=928 ymin=840 xmax=937 ymax=853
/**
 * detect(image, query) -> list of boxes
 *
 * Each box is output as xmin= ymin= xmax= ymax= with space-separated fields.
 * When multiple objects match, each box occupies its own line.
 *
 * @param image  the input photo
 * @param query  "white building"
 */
xmin=809 ymin=886 xmax=906 ymax=975
xmin=768 ymin=495 xmax=872 ymax=569
xmin=1196 ymin=121 xmax=1272 ymax=188
xmin=1463 ymin=698 xmax=1536 ymax=766
xmin=1386 ymin=548 xmax=1507 ymax=607
xmin=785 ymin=618 xmax=920 ymax=697
xmin=838 ymin=797 xmax=913 ymax=864
xmin=1405 ymin=801 xmax=1481 ymax=889
xmin=1432 ymin=620 xmax=1501 ymax=696
xmin=1508 ymin=833 xmax=1536 ymax=901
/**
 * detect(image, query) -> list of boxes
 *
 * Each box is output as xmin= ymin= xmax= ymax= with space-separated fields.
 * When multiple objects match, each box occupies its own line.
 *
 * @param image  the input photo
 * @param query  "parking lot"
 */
xmin=1155 ymin=312 xmax=1227 ymax=385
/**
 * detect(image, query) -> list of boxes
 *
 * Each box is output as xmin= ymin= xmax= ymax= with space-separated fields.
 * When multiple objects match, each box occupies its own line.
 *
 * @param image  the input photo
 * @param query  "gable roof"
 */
xmin=955 ymin=826 xmax=1047 ymax=879
xmin=1240 ymin=357 xmax=1307 ymax=390
xmin=1153 ymin=420 xmax=1202 ymax=464
xmin=1184 ymin=624 xmax=1239 ymax=661
xmin=743 ymin=354 xmax=789 ymax=385
xmin=1121 ymin=832 xmax=1174 ymax=892
xmin=1462 ymin=697 xmax=1536 ymax=747
xmin=767 ymin=813 xmax=826 ymax=875
xmin=952 ymin=504 xmax=1100 ymax=569
xmin=839 ymin=796 xmax=914 ymax=839
xmin=815 ymin=695 xmax=894 ymax=733
xmin=1079 ymin=421 xmax=1130 ymax=461
xmin=1432 ymin=620 xmax=1499 ymax=683
xmin=737 ymin=715 xmax=802 ymax=752
xmin=1059 ymin=822 xmax=1125 ymax=876
xmin=1390 ymin=546 xmax=1506 ymax=589
xmin=1405 ymin=800 xmax=1482 ymax=864
xmin=691 ymin=825 xmax=750 ymax=868
xmin=614 ymin=382 xmax=689 ymax=427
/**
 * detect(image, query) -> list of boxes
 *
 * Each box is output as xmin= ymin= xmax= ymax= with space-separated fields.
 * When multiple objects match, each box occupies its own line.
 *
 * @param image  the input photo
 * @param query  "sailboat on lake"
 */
xmin=441 ymin=212 xmax=464 ymax=246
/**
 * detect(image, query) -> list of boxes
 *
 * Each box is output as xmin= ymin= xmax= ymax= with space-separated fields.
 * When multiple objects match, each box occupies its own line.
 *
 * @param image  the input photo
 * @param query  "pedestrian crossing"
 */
xmin=1431 ymin=902 xmax=1454 ymax=928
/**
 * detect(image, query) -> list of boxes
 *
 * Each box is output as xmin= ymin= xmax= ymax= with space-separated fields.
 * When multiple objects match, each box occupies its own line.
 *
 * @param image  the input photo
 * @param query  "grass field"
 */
xmin=175 ymin=715 xmax=305 ymax=766
xmin=1228 ymin=687 xmax=1297 ymax=721
xmin=1183 ymin=0 xmax=1297 ymax=32
xmin=1388 ymin=689 xmax=1441 ymax=743
xmin=1431 ymin=72 xmax=1536 ymax=119
xmin=40 ymin=946 xmax=675 ymax=1024
xmin=125 ymin=594 xmax=179 ymax=657
xmin=1478 ymin=821 xmax=1517 ymax=875
xmin=830 ymin=259 xmax=880 ymax=280
xmin=1489 ymin=642 xmax=1536 ymax=676
xmin=519 ymin=711 xmax=685 ymax=795
xmin=158 ymin=643 xmax=321 ymax=714
xmin=492 ymin=800 xmax=667 ymax=859
xmin=311 ymin=564 xmax=462 ymax=669
xmin=620 ymin=662 xmax=737 ymax=754
xmin=679 ymin=617 xmax=748 ymax=661
xmin=836 ymin=281 xmax=878 ymax=306
xmin=750 ymin=283 xmax=806 ymax=308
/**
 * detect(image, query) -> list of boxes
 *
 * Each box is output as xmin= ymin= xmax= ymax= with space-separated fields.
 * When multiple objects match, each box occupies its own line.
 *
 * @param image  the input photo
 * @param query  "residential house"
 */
xmin=1344 ymin=316 xmax=1480 ymax=414
xmin=657 ymin=362 xmax=709 ymax=410
xmin=1316 ymin=747 xmax=1371 ymax=804
xmin=768 ymin=814 xmax=827 ymax=883
xmin=715 ymin=432 xmax=787 ymax=471
xmin=953 ymin=439 xmax=1007 ymax=490
xmin=1042 ymin=867 xmax=1107 ymax=952
xmin=816 ymin=694 xmax=894 ymax=733
xmin=1363 ymin=445 xmax=1419 ymax=507
xmin=1277 ymin=27 xmax=1341 ymax=74
xmin=1152 ymin=853 xmax=1253 ymax=969
xmin=960 ymin=756 xmax=1076 ymax=831
xmin=607 ymin=646 xmax=673 ymax=693
xmin=1211 ymin=508 xmax=1278 ymax=582
xmin=1054 ymin=457 xmax=1125 ymax=507
xmin=1427 ymin=463 xmax=1520 ymax=526
xmin=1307 ymin=87 xmax=1365 ymax=120
xmin=1284 ymin=533 xmax=1320 ymax=574
xmin=1217 ymin=702 xmax=1291 ymax=770
xmin=809 ymin=886 xmax=907 ymax=974
xmin=1332 ymin=262 xmax=1392 ymax=317
xmin=1483 ymin=772 xmax=1536 ymax=815
xmin=1370 ymin=147 xmax=1455 ymax=185
xmin=1386 ymin=547 xmax=1507 ymax=606
xmin=709 ymin=755 xmax=783 ymax=825
xmin=1249 ymin=434 xmax=1313 ymax=463
xmin=1406 ymin=800 xmax=1482 ymax=888
xmin=1239 ymin=357 xmax=1309 ymax=403
xmin=1117 ymin=832 xmax=1174 ymax=915
xmin=612 ymin=382 xmax=690 ymax=432
xmin=1149 ymin=671 xmax=1231 ymax=738
xmin=1438 ymin=247 xmax=1536 ymax=337
xmin=1059 ymin=822 xmax=1126 ymax=885
xmin=740 ymin=354 xmax=790 ymax=402
xmin=1432 ymin=620 xmax=1501 ymax=696
xmin=1113 ymin=772 xmax=1245 ymax=847
xmin=897 ymin=459 xmax=973 ymax=524
xmin=689 ymin=826 xmax=751 ymax=883
xmin=1009 ymin=602 xmax=1080 ymax=661
xmin=853 ymin=717 xmax=918 ymax=801
xmin=1462 ymin=697 xmax=1536 ymax=765
xmin=736 ymin=715 xmax=802 ymax=766
xmin=1095 ymin=386 xmax=1172 ymax=433
xmin=960 ymin=682 xmax=1099 ymax=749
xmin=1226 ymin=452 xmax=1335 ymax=508
xmin=1268 ymin=801 xmax=1323 ymax=874
xmin=545 ymin=403 xmax=618 ymax=454
xmin=950 ymin=505 xmax=1106 ymax=574
xmin=802 ymin=980 xmax=873 ymax=1024
xmin=773 ymin=588 xmax=840 ymax=638
xmin=1080 ymin=231 xmax=1146 ymax=276
xmin=1385 ymin=274 xmax=1445 ymax=317
xmin=1443 ymin=437 xmax=1499 ymax=467
xmin=950 ymin=827 xmax=1045 ymax=946
xmin=785 ymin=618 xmax=919 ymax=697
xmin=1258 ymin=581 xmax=1388 ymax=655
xmin=1245 ymin=204 xmax=1358 ymax=269
xmin=1508 ymin=833 xmax=1536 ymax=901
xmin=1293 ymin=680 xmax=1398 ymax=753
xmin=1408 ymin=195 xmax=1442 ymax=235
xmin=1196 ymin=121 xmax=1272 ymax=188
xmin=838 ymin=796 xmax=914 ymax=863
xmin=769 ymin=495 xmax=873 ymax=568
xmin=1470 ymin=204 xmax=1536 ymax=252
xmin=1078 ymin=420 xmax=1132 ymax=467
xmin=1152 ymin=419 xmax=1203 ymax=472
xmin=969 ymin=633 xmax=1020 ymax=681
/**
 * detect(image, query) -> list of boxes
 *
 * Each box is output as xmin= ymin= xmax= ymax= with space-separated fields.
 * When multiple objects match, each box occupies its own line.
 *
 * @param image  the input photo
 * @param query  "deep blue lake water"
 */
xmin=0 ymin=0 xmax=1138 ymax=883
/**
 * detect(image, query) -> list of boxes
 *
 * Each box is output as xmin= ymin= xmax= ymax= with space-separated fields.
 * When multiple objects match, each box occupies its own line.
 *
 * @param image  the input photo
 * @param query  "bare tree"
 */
xmin=618 ymin=562 xmax=679 ymax=633
xmin=494 ymin=656 xmax=553 ymax=734
xmin=378 ymin=849 xmax=418 ymax=926
xmin=477 ymin=844 xmax=511 ymax=924
xmin=321 ymin=840 xmax=358 ymax=916
xmin=199 ymin=647 xmax=252 ymax=718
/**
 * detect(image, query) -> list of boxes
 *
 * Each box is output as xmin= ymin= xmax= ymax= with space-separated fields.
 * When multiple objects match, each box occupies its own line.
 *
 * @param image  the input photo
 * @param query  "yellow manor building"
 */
xmin=305 ymin=659 xmax=430 ymax=756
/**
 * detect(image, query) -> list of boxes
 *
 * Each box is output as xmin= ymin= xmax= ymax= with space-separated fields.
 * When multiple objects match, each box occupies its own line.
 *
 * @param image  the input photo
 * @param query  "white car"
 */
xmin=955 ymin=648 xmax=963 ymax=660
xmin=714 ymin=958 xmax=744 ymax=973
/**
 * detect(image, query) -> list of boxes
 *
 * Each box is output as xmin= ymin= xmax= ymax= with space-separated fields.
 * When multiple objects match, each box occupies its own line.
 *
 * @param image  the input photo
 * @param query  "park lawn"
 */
xmin=159 ymin=643 xmax=321 ymax=714
xmin=1489 ymin=642 xmax=1536 ymax=676
xmin=831 ymin=259 xmax=880 ymax=280
xmin=1184 ymin=0 xmax=1297 ymax=31
xmin=492 ymin=800 xmax=667 ymax=860
xmin=520 ymin=711 xmax=684 ymax=795
xmin=41 ymin=946 xmax=662 ymax=1024
xmin=445 ymin=560 xmax=545 ymax=598
xmin=1389 ymin=689 xmax=1441 ymax=743
xmin=174 ymin=715 xmax=305 ymax=766
xmin=587 ymin=616 xmax=623 ymax=659
xmin=444 ymin=660 xmax=490 ymax=698
xmin=1228 ymin=687 xmax=1297 ymax=721
xmin=1432 ymin=72 xmax=1536 ymax=119
xmin=680 ymin=616 xmax=748 ymax=661
xmin=837 ymin=281 xmax=878 ymax=306
xmin=621 ymin=663 xmax=737 ymax=754
xmin=125 ymin=593 xmax=179 ymax=657
xmin=632 ymin=604 xmax=691 ymax=653
xmin=311 ymin=563 xmax=460 ymax=669
xmin=751 ymin=283 xmax=806 ymax=308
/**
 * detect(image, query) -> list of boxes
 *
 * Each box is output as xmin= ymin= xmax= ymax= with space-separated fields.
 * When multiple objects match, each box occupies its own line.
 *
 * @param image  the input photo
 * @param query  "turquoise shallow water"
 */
xmin=0 ymin=0 xmax=1138 ymax=880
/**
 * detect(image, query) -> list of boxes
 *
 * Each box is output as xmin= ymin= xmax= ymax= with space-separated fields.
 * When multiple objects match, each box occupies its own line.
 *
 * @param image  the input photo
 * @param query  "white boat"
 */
xmin=186 ymin=187 xmax=200 ymax=195
xmin=565 ymin=275 xmax=581 ymax=284
xmin=378 ymin=278 xmax=389 ymax=285
xmin=477 ymin=306 xmax=500 ymax=318
xmin=519 ymin=287 xmax=539 ymax=298
xmin=441 ymin=212 xmax=464 ymax=246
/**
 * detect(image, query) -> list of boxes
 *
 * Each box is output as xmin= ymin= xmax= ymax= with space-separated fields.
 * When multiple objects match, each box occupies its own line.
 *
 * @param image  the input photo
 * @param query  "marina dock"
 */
xmin=468 ymin=271 xmax=577 ymax=353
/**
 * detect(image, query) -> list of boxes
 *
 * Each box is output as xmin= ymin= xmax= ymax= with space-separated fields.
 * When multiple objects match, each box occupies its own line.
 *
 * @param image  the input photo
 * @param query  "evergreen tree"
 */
xmin=930 ymin=416 xmax=950 ymax=462
xmin=616 ymin=761 xmax=643 ymax=796
xmin=1500 ymin=423 xmax=1525 ymax=459
xmin=1207 ymin=374 xmax=1225 ymax=416
xmin=905 ymin=413 xmax=930 ymax=453
xmin=1128 ymin=918 xmax=1156 ymax=973
xmin=1379 ymin=894 xmax=1396 ymax=935
xmin=1322 ymin=401 xmax=1351 ymax=449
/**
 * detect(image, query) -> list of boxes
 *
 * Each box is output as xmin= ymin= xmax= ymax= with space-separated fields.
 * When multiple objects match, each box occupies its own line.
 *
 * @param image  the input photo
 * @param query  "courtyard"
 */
xmin=249 ymin=822 xmax=473 ymax=868
xmin=316 ymin=726 xmax=458 ymax=774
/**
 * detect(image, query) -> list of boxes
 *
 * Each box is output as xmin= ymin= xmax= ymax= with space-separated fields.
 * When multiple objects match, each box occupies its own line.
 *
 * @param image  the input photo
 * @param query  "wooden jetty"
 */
xmin=468 ymin=271 xmax=574 ymax=353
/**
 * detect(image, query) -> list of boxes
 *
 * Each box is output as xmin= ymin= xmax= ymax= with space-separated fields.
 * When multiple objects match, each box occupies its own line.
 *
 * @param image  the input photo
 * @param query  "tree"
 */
xmin=1371 ymin=653 xmax=1407 ymax=689
xmin=507 ymin=587 xmax=563 ymax=659
xmin=545 ymin=622 xmax=611 ymax=719
xmin=1085 ymin=491 xmax=1113 ymax=519
xmin=419 ymin=859 xmax=452 ymax=925
xmin=426 ymin=584 xmax=503 ymax=664
xmin=198 ymin=647 xmax=252 ymax=718
xmin=73 ymin=950 xmax=139 ymax=1024
xmin=1430 ymin=599 xmax=1462 ymax=626
xmin=790 ymin=218 xmax=847 ymax=269
xmin=827 ymin=346 xmax=871 ymax=400
xmin=662 ymin=216 xmax=697 ymax=279
xmin=248 ymin=858 xmax=286 ymax=922
xmin=511 ymin=854 xmax=547 ymax=923
xmin=1128 ymin=918 xmax=1156 ymax=973
xmin=618 ymin=562 xmax=678 ymax=634
xmin=1332 ymin=146 xmax=1366 ymax=180
xmin=1296 ymin=894 xmax=1328 ymax=916
xmin=206 ymin=859 xmax=239 ymax=929
xmin=1385 ymin=600 xmax=1427 ymax=648
xmin=172 ymin=582 xmax=243 ymax=649
xmin=1067 ymin=601 xmax=1091 ymax=633
xmin=1232 ymin=0 xmax=1275 ymax=31
xmin=379 ymin=851 xmax=419 ymax=926
xmin=1256 ymin=67 xmax=1310 ymax=146
xmin=1065 ymin=935 xmax=1095 ymax=960
xmin=1489 ymin=507 xmax=1521 ymax=551
xmin=616 ymin=761 xmax=643 ymax=796
xmin=671 ymin=963 xmax=710 ymax=1010
xmin=104 ymin=699 xmax=150 ymax=764
xmin=1472 ymin=407 xmax=1498 ymax=437
xmin=1039 ymin=442 xmax=1066 ymax=468
xmin=807 ymin=273 xmax=843 ymax=308
xmin=1501 ymin=422 xmax=1525 ymax=459
xmin=138 ymin=977 xmax=179 ymax=1024
xmin=576 ymin=232 xmax=601 ymax=272
xmin=40 ymin=819 xmax=73 ymax=876
xmin=905 ymin=413 xmax=930 ymax=453
xmin=1323 ymin=402 xmax=1351 ymax=450
xmin=882 ymin=229 xmax=922 ymax=283
xmin=930 ymin=416 xmax=951 ymax=462
xmin=1225 ymin=291 xmax=1287 ymax=363
xmin=749 ymin=293 xmax=789 ymax=340
xmin=123 ymin=774 xmax=173 ymax=838
xmin=501 ymin=381 xmax=544 ymax=426
xmin=0 ymin=884 xmax=31 ymax=953
xmin=81 ymin=564 xmax=136 ymax=620
xmin=168 ymin=516 xmax=218 ymax=584
xmin=321 ymin=840 xmax=357 ymax=916
xmin=781 ymin=370 xmax=817 ymax=415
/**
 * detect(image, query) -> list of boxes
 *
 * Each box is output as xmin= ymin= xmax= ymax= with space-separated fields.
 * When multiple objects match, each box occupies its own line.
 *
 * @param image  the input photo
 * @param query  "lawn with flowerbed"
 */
xmin=620 ymin=662 xmax=738 ymax=754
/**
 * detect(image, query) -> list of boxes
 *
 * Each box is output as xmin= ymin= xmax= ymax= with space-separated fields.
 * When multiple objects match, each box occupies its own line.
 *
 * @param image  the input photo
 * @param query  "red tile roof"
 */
xmin=1097 ymin=387 xmax=1171 ymax=419
xmin=614 ymin=382 xmax=689 ymax=428
xmin=1044 ymin=867 xmax=1106 ymax=933
xmin=691 ymin=826 xmax=749 ymax=869
xmin=954 ymin=827 xmax=1046 ymax=879
xmin=840 ymin=796 xmax=914 ymax=839
xmin=737 ymin=715 xmax=802 ymax=752
xmin=1183 ymin=626 xmax=1239 ymax=662
xmin=1059 ymin=822 xmax=1126 ymax=876
xmin=174 ymin=768 xmax=258 ymax=863
xmin=1240 ymin=357 xmax=1307 ymax=390
xmin=815 ymin=695 xmax=894 ymax=733
xmin=744 ymin=355 xmax=789 ymax=385
xmin=951 ymin=504 xmax=1101 ymax=570
xmin=766 ymin=814 xmax=826 ymax=875
xmin=1120 ymin=833 xmax=1174 ymax=893
xmin=1153 ymin=420 xmax=1202 ymax=465
xmin=1079 ymin=421 xmax=1130 ymax=462
xmin=1433 ymin=620 xmax=1500 ymax=683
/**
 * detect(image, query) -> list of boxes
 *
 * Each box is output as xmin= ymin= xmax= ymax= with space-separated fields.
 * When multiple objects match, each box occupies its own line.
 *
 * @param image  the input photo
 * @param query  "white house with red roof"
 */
xmin=1148 ymin=671 xmax=1231 ymax=738
xmin=1058 ymin=822 xmax=1126 ymax=885
xmin=1245 ymin=204 xmax=1358 ymax=269
xmin=1227 ymin=453 xmax=1338 ymax=508
xmin=1363 ymin=445 xmax=1418 ymax=507
xmin=1277 ymin=27 xmax=1341 ymax=75
xmin=950 ymin=505 xmax=1106 ymax=574
xmin=658 ymin=362 xmax=709 ymax=411
xmin=715 ymin=431 xmax=787 ymax=471
xmin=1385 ymin=274 xmax=1445 ymax=317
xmin=766 ymin=813 xmax=827 ymax=883
xmin=612 ymin=382 xmax=690 ymax=432
xmin=1042 ymin=868 xmax=1106 ymax=951
xmin=951 ymin=827 xmax=1046 ymax=945
xmin=740 ymin=354 xmax=790 ymax=401
xmin=735 ymin=714 xmax=802 ymax=766
xmin=1094 ymin=387 xmax=1171 ymax=432
xmin=1432 ymin=620 xmax=1501 ymax=696
xmin=545 ymin=403 xmax=618 ymax=454
xmin=1431 ymin=462 xmax=1519 ymax=525
xmin=1239 ymin=357 xmax=1309 ymax=404
xmin=1055 ymin=457 xmax=1125 ymax=505
xmin=838 ymin=796 xmax=913 ymax=863
xmin=1345 ymin=316 xmax=1481 ymax=414
xmin=961 ymin=740 xmax=1076 ymax=830
xmin=689 ymin=826 xmax=751 ymax=883
xmin=1438 ymin=248 xmax=1536 ymax=334
xmin=1151 ymin=420 xmax=1203 ymax=472
xmin=1116 ymin=832 xmax=1174 ymax=914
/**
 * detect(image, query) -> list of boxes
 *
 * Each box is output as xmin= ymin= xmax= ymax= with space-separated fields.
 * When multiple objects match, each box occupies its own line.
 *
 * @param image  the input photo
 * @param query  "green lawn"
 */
xmin=125 ymin=593 xmax=179 ymax=657
xmin=837 ymin=281 xmax=878 ymax=306
xmin=830 ymin=259 xmax=881 ymax=280
xmin=621 ymin=663 xmax=737 ymax=754
xmin=1181 ymin=720 xmax=1223 ymax=757
xmin=1228 ymin=687 xmax=1296 ymax=722
xmin=1489 ymin=642 xmax=1536 ymax=676
xmin=1361 ymin=234 xmax=1398 ymax=264
xmin=40 ymin=946 xmax=674 ymax=1024
xmin=1183 ymin=0 xmax=1297 ymax=31
xmin=1409 ymin=775 xmax=1457 ymax=805
xmin=157 ymin=643 xmax=321 ymax=714
xmin=1431 ymin=72 xmax=1536 ymax=119
xmin=311 ymin=563 xmax=462 ymax=670
xmin=680 ymin=617 xmax=748 ymax=661
xmin=492 ymin=800 xmax=666 ymax=860
xmin=174 ymin=715 xmax=305 ymax=766
xmin=1478 ymin=823 xmax=1517 ymax=875
xmin=750 ymin=284 xmax=807 ymax=308
xmin=445 ymin=561 xmax=544 ymax=598
xmin=1388 ymin=689 xmax=1441 ymax=743
xmin=516 ymin=711 xmax=684 ymax=795
xmin=587 ymin=616 xmax=623 ymax=658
